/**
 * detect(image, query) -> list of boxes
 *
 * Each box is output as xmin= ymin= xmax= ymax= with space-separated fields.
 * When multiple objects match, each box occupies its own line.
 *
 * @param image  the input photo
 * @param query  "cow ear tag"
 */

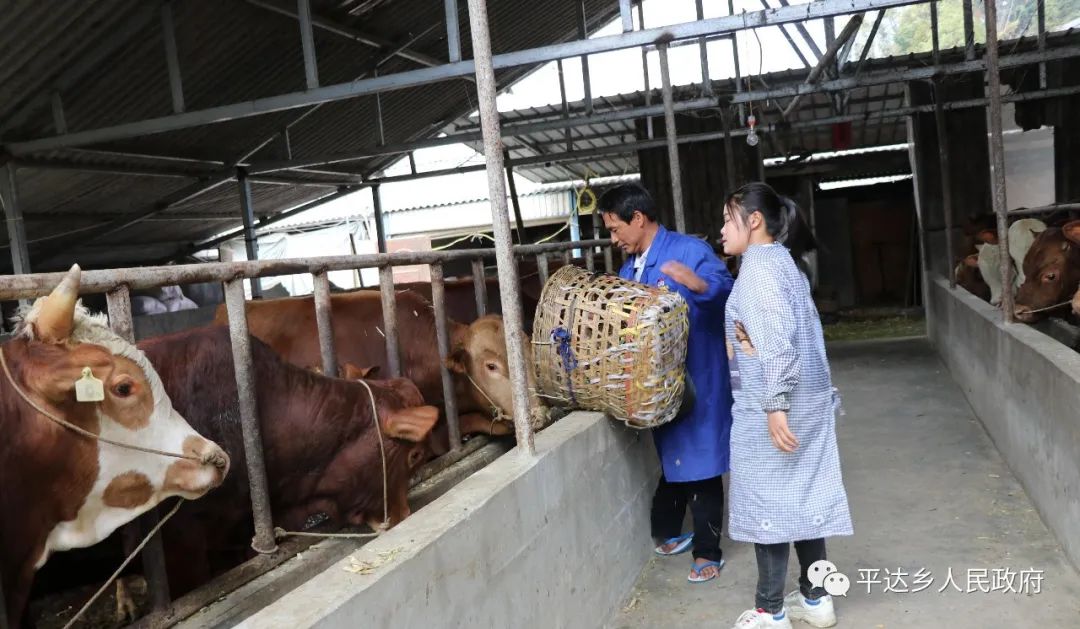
xmin=75 ymin=367 xmax=105 ymax=402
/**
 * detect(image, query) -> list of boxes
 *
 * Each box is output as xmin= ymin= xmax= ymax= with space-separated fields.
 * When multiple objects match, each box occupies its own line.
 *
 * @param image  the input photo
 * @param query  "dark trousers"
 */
xmin=754 ymin=538 xmax=828 ymax=614
xmin=650 ymin=473 xmax=724 ymax=563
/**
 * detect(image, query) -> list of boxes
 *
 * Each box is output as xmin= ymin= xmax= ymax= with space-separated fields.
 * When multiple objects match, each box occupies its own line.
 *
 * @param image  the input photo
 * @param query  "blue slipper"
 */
xmin=687 ymin=559 xmax=725 ymax=583
xmin=654 ymin=532 xmax=694 ymax=556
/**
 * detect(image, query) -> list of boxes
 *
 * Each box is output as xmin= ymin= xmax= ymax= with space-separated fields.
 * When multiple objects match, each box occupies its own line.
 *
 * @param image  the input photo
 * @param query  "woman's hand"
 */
xmin=768 ymin=411 xmax=799 ymax=453
xmin=660 ymin=261 xmax=707 ymax=294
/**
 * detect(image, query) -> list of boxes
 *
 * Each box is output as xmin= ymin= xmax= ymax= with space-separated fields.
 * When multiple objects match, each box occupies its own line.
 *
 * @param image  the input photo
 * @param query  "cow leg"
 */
xmin=161 ymin=528 xmax=211 ymax=599
xmin=115 ymin=578 xmax=138 ymax=624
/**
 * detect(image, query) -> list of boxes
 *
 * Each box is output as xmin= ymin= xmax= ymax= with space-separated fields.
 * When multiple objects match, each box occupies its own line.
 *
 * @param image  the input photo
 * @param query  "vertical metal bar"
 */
xmin=223 ymin=279 xmax=277 ymax=554
xmin=378 ymin=265 xmax=401 ymax=377
xmin=162 ymin=1 xmax=185 ymax=113
xmin=963 ymin=0 xmax=975 ymax=61
xmin=280 ymin=128 xmax=292 ymax=160
xmin=312 ymin=271 xmax=338 ymax=377
xmin=408 ymin=152 xmax=417 ymax=175
xmin=505 ymin=154 xmax=526 ymax=244
xmin=931 ymin=0 xmax=940 ymax=64
xmin=472 ymin=257 xmax=488 ymax=316
xmin=589 ymin=219 xmax=600 ymax=272
xmin=0 ymin=164 xmax=31 ymax=279
xmin=695 ymin=0 xmax=712 ymax=96
xmin=1038 ymin=0 xmax=1047 ymax=89
xmin=372 ymin=184 xmax=387 ymax=253
xmin=983 ymin=0 xmax=1014 ymax=322
xmin=50 ymin=91 xmax=67 ymax=134
xmin=445 ymin=0 xmax=461 ymax=63
xmin=430 ymin=263 xmax=462 ymax=451
xmin=619 ymin=0 xmax=633 ymax=32
xmin=237 ymin=169 xmax=262 ymax=299
xmin=563 ymin=249 xmax=572 ymax=266
xmin=603 ymin=243 xmax=613 ymax=273
xmin=107 ymin=287 xmax=172 ymax=612
xmin=557 ymin=60 xmax=571 ymax=151
xmin=638 ymin=2 xmax=653 ymax=139
xmin=466 ymin=0 xmax=535 ymax=455
xmin=579 ymin=1 xmax=593 ymax=115
xmin=658 ymin=43 xmax=686 ymax=233
xmin=537 ymin=254 xmax=550 ymax=285
xmin=298 ymin=0 xmax=320 ymax=89
xmin=728 ymin=0 xmax=745 ymax=124
xmin=933 ymin=79 xmax=956 ymax=289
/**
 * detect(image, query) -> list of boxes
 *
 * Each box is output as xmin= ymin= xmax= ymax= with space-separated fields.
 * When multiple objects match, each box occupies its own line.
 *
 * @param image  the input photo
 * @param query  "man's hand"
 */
xmin=768 ymin=411 xmax=799 ymax=453
xmin=660 ymin=261 xmax=707 ymax=294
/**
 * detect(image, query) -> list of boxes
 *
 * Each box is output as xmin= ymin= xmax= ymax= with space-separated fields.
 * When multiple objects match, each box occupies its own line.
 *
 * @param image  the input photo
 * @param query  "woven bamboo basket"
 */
xmin=531 ymin=265 xmax=690 ymax=429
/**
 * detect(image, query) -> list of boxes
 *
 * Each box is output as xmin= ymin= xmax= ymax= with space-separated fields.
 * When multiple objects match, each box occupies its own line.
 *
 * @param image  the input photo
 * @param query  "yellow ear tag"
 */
xmin=75 ymin=367 xmax=105 ymax=403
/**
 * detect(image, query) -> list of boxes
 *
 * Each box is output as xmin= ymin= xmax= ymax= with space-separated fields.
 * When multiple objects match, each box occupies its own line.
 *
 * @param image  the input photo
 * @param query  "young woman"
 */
xmin=720 ymin=183 xmax=852 ymax=629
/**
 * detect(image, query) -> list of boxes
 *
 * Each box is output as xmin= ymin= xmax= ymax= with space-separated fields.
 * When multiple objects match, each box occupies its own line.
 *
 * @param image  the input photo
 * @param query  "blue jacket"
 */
xmin=618 ymin=226 xmax=734 ymax=482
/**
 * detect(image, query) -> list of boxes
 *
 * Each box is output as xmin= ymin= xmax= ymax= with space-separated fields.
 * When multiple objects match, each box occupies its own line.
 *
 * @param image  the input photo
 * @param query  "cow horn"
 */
xmin=36 ymin=264 xmax=81 ymax=343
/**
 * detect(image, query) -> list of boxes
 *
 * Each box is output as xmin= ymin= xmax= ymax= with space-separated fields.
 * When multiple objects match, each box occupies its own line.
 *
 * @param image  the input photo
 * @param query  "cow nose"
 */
xmin=195 ymin=441 xmax=230 ymax=481
xmin=1013 ymin=305 xmax=1033 ymax=321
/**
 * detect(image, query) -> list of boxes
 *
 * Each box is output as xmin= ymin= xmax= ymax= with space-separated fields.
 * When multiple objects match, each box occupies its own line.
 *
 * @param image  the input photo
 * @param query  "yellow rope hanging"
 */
xmin=576 ymin=170 xmax=598 ymax=215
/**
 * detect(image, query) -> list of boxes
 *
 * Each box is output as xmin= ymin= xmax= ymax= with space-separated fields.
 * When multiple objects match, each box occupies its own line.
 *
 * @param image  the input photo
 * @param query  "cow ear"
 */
xmin=964 ymin=253 xmax=980 ymax=268
xmin=976 ymin=229 xmax=999 ymax=245
xmin=1063 ymin=221 xmax=1080 ymax=246
xmin=343 ymin=363 xmax=379 ymax=379
xmin=382 ymin=405 xmax=440 ymax=442
xmin=446 ymin=345 xmax=469 ymax=374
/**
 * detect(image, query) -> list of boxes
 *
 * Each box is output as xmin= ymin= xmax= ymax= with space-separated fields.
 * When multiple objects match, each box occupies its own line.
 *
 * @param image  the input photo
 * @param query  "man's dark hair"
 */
xmin=598 ymin=183 xmax=659 ymax=224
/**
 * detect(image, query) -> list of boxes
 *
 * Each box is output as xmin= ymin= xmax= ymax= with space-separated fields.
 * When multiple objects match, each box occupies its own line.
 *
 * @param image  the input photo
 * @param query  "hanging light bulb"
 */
xmin=746 ymin=114 xmax=760 ymax=147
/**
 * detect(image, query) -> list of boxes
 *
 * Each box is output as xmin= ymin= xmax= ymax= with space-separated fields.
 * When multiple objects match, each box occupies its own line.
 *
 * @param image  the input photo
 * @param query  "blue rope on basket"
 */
xmin=551 ymin=327 xmax=578 ymax=405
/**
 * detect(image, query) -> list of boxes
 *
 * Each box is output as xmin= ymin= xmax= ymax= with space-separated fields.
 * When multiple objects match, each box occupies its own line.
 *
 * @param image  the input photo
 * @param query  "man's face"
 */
xmin=602 ymin=211 xmax=648 ymax=255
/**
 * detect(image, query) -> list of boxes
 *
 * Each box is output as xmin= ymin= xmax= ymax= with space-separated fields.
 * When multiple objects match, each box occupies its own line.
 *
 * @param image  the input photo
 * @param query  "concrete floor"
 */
xmin=609 ymin=337 xmax=1080 ymax=629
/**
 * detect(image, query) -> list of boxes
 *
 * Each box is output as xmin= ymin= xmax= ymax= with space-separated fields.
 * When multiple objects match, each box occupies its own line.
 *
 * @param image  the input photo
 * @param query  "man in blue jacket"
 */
xmin=599 ymin=183 xmax=734 ymax=584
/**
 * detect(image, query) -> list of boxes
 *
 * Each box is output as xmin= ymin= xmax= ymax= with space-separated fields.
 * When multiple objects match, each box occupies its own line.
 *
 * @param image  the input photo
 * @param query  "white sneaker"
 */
xmin=731 ymin=608 xmax=793 ymax=628
xmin=783 ymin=590 xmax=837 ymax=627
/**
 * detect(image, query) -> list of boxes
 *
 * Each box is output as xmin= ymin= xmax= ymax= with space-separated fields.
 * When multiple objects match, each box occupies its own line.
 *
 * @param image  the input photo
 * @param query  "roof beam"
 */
xmin=783 ymin=13 xmax=862 ymax=118
xmin=244 ymin=0 xmax=449 ymax=69
xmin=5 ymin=0 xmax=925 ymax=154
xmin=776 ymin=0 xmax=825 ymax=62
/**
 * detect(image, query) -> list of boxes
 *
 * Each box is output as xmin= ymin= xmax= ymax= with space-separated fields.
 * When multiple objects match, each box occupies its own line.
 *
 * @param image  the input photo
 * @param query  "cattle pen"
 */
xmin=3 ymin=0 xmax=1080 ymax=627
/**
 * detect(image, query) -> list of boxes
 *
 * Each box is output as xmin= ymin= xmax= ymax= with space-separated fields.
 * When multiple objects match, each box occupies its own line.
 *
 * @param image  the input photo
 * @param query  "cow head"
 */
xmin=955 ymin=253 xmax=990 ymax=302
xmin=446 ymin=315 xmax=546 ymax=433
xmin=1014 ymin=223 xmax=1080 ymax=322
xmin=14 ymin=266 xmax=229 ymax=565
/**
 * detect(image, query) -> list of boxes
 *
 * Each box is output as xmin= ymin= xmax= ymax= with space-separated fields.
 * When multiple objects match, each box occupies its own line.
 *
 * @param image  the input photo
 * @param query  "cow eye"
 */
xmin=485 ymin=362 xmax=499 ymax=372
xmin=113 ymin=381 xmax=134 ymax=398
xmin=1045 ymin=272 xmax=1057 ymax=281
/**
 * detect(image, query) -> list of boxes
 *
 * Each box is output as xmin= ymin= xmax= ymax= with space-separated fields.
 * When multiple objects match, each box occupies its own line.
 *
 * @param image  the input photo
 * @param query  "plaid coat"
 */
xmin=724 ymin=243 xmax=853 ymax=544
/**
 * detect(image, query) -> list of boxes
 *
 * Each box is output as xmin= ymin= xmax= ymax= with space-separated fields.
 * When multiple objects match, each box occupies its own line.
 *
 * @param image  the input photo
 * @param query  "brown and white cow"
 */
xmin=136 ymin=325 xmax=439 ymax=596
xmin=0 ymin=266 xmax=228 ymax=627
xmin=1014 ymin=221 xmax=1080 ymax=323
xmin=212 ymin=289 xmax=546 ymax=454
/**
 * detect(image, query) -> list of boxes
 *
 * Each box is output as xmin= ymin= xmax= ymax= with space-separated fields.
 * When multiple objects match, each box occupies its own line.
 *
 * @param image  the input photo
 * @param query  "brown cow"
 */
xmin=137 ymin=325 xmax=439 ymax=597
xmin=955 ymin=253 xmax=991 ymax=302
xmin=1014 ymin=221 xmax=1080 ymax=322
xmin=1 ymin=266 xmax=228 ymax=627
xmin=212 ymin=290 xmax=546 ymax=453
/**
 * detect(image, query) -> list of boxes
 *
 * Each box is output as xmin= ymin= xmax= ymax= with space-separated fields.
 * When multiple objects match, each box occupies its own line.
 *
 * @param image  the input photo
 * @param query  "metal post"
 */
xmin=372 ymin=184 xmax=387 ymax=253
xmin=223 ymin=278 xmax=278 ymax=554
xmin=1038 ymin=0 xmax=1047 ymax=89
xmin=603 ymin=242 xmax=613 ymax=273
xmin=579 ymin=1 xmax=593 ymax=115
xmin=638 ymin=2 xmax=653 ymax=139
xmin=430 ymin=263 xmax=462 ymax=451
xmin=472 ymin=258 xmax=488 ymax=316
xmin=51 ymin=91 xmax=67 ymax=134
xmin=537 ymin=254 xmax=550 ymax=284
xmin=557 ymin=60 xmax=572 ymax=151
xmin=658 ymin=43 xmax=686 ymax=233
xmin=445 ymin=0 xmax=461 ymax=63
xmin=312 ymin=271 xmax=338 ymax=377
xmin=237 ymin=169 xmax=262 ymax=299
xmin=933 ymin=79 xmax=956 ymax=289
xmin=298 ymin=0 xmax=320 ymax=89
xmin=983 ymin=0 xmax=1014 ymax=322
xmin=0 ymin=165 xmax=31 ymax=279
xmin=107 ymin=286 xmax=172 ymax=612
xmin=408 ymin=152 xmax=417 ymax=174
xmin=563 ymin=249 xmax=572 ymax=266
xmin=695 ymin=0 xmax=712 ymax=96
xmin=378 ymin=265 xmax=401 ymax=377
xmin=963 ymin=0 xmax=975 ymax=61
xmin=162 ymin=1 xmax=185 ymax=113
xmin=466 ymin=0 xmax=535 ymax=454
xmin=619 ymin=0 xmax=633 ymax=32
xmin=728 ymin=0 xmax=745 ymax=124
xmin=931 ymin=0 xmax=940 ymax=64
xmin=374 ymin=71 xmax=386 ymax=146
xmin=720 ymin=107 xmax=738 ymax=190
xmin=782 ymin=13 xmax=864 ymax=119
xmin=505 ymin=155 xmax=526 ymax=244
xmin=587 ymin=220 xmax=599 ymax=272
